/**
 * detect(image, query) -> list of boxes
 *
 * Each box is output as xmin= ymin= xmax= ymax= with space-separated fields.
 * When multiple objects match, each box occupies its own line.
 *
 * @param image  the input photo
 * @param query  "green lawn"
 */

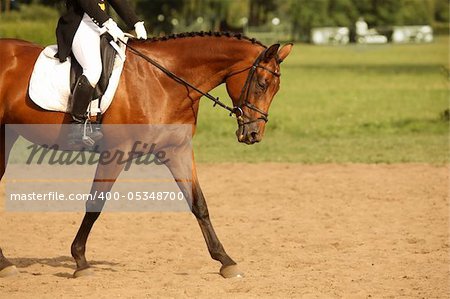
xmin=1 ymin=9 xmax=448 ymax=163
xmin=194 ymin=37 xmax=449 ymax=163
xmin=0 ymin=5 xmax=58 ymax=45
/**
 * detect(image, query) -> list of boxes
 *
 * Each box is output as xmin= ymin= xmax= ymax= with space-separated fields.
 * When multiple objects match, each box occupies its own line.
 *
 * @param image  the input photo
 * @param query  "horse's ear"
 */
xmin=278 ymin=43 xmax=293 ymax=63
xmin=264 ymin=44 xmax=280 ymax=62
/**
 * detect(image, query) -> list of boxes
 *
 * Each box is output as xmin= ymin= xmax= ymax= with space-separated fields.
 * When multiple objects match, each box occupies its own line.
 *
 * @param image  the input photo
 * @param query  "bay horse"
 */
xmin=0 ymin=32 xmax=292 ymax=278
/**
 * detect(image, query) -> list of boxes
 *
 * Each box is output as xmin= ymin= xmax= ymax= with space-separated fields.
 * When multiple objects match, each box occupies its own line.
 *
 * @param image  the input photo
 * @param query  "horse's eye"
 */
xmin=257 ymin=80 xmax=267 ymax=90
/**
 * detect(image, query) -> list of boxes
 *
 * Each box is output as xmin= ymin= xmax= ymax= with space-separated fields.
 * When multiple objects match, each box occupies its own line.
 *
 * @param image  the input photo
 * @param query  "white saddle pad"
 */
xmin=29 ymin=42 xmax=127 ymax=115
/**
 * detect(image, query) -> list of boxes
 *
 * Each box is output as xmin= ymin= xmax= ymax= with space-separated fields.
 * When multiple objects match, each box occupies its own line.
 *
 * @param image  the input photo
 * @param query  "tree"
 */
xmin=249 ymin=0 xmax=278 ymax=26
xmin=135 ymin=0 xmax=184 ymax=34
xmin=26 ymin=0 xmax=447 ymax=37
xmin=397 ymin=0 xmax=432 ymax=25
xmin=289 ymin=0 xmax=330 ymax=41
xmin=226 ymin=0 xmax=249 ymax=27
xmin=329 ymin=0 xmax=359 ymax=27
xmin=434 ymin=0 xmax=449 ymax=23
xmin=372 ymin=0 xmax=402 ymax=25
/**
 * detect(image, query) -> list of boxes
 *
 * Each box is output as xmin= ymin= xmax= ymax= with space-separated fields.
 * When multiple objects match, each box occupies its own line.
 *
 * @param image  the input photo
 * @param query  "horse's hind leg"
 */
xmin=71 ymin=159 xmax=125 ymax=278
xmin=166 ymin=155 xmax=244 ymax=278
xmin=0 ymin=248 xmax=17 ymax=277
xmin=0 ymin=125 xmax=19 ymax=180
xmin=0 ymin=125 xmax=20 ymax=277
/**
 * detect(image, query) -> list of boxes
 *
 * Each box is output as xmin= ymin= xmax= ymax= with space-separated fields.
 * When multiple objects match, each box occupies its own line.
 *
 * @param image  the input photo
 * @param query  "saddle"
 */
xmin=28 ymin=36 xmax=127 ymax=118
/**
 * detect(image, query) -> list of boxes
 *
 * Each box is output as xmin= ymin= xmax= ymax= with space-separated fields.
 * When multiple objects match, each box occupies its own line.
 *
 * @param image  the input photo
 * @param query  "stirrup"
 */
xmin=82 ymin=119 xmax=96 ymax=147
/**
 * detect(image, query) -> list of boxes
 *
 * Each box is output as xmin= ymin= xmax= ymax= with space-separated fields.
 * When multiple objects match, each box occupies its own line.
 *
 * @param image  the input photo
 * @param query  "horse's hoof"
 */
xmin=73 ymin=267 xmax=94 ymax=278
xmin=220 ymin=264 xmax=244 ymax=278
xmin=0 ymin=265 xmax=19 ymax=278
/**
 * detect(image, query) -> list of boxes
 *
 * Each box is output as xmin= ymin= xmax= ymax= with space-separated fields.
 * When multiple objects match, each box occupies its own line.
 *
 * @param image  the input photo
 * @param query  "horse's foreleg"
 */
xmin=191 ymin=174 xmax=244 ymax=278
xmin=166 ymin=156 xmax=244 ymax=278
xmin=71 ymin=160 xmax=125 ymax=278
xmin=0 ymin=125 xmax=19 ymax=277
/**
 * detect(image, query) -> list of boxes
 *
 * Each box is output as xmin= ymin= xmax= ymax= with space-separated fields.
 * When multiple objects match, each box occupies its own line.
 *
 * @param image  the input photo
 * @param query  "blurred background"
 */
xmin=0 ymin=0 xmax=448 ymax=44
xmin=0 ymin=0 xmax=448 ymax=163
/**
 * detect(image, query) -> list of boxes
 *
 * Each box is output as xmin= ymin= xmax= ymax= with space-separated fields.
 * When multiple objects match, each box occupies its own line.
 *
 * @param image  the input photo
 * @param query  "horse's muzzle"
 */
xmin=236 ymin=127 xmax=262 ymax=145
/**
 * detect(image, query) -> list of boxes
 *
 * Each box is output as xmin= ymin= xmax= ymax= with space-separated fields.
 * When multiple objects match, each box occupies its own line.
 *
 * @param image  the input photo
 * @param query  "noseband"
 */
xmin=227 ymin=49 xmax=281 ymax=126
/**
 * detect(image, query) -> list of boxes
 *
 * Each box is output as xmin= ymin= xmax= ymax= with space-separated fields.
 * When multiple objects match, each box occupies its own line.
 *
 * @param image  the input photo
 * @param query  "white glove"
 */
xmin=134 ymin=21 xmax=148 ymax=40
xmin=102 ymin=18 xmax=125 ymax=42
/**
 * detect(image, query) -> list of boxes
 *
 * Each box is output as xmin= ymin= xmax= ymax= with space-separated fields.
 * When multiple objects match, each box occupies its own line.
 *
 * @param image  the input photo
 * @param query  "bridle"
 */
xmin=120 ymin=40 xmax=280 ymax=127
xmin=226 ymin=48 xmax=281 ymax=127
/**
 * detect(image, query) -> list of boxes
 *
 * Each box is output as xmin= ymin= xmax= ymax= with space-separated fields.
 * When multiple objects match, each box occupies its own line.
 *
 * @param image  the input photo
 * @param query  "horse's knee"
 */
xmin=192 ymin=200 xmax=209 ymax=220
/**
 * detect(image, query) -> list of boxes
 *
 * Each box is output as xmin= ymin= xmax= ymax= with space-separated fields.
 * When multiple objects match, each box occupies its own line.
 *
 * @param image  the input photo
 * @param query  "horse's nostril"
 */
xmin=250 ymin=131 xmax=258 ymax=140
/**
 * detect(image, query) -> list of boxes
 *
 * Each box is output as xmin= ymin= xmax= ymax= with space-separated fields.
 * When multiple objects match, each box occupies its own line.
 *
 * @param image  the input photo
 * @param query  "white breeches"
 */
xmin=72 ymin=13 xmax=103 ymax=86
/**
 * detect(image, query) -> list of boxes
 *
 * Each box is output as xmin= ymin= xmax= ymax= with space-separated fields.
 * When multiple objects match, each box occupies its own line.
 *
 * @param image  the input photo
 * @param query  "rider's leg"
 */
xmin=69 ymin=14 xmax=103 ymax=145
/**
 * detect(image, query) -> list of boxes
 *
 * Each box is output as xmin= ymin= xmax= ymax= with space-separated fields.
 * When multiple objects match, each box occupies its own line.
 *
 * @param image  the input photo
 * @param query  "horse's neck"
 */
xmin=137 ymin=38 xmax=262 ymax=93
xmin=124 ymin=38 xmax=263 ymax=126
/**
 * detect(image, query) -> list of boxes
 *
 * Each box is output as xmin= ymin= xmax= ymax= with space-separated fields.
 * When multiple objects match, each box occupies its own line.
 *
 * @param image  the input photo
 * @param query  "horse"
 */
xmin=0 ymin=32 xmax=293 ymax=278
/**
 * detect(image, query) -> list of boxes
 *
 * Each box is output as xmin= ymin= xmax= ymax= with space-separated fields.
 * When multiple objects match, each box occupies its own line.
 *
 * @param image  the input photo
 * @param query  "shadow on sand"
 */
xmin=9 ymin=256 xmax=121 ymax=277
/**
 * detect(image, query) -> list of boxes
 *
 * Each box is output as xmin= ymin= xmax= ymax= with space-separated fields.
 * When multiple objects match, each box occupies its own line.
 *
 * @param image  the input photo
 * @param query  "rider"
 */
xmin=55 ymin=0 xmax=147 ymax=145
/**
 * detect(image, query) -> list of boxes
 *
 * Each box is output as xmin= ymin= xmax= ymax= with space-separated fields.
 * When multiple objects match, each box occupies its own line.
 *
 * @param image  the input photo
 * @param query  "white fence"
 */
xmin=392 ymin=26 xmax=433 ymax=43
xmin=311 ymin=25 xmax=433 ymax=45
xmin=311 ymin=27 xmax=350 ymax=45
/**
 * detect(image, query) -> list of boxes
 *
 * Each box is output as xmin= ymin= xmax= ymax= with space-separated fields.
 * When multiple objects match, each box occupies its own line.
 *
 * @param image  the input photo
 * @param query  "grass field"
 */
xmin=0 ymin=5 xmax=58 ymax=45
xmin=1 ymin=10 xmax=448 ymax=163
xmin=195 ymin=37 xmax=449 ymax=163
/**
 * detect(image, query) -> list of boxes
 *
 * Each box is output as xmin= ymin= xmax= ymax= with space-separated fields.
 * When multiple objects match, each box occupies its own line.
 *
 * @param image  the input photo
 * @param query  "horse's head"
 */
xmin=225 ymin=43 xmax=293 ymax=144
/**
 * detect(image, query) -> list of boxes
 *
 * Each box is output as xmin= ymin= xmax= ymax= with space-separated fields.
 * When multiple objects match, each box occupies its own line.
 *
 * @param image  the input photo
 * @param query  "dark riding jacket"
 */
xmin=56 ymin=0 xmax=140 ymax=62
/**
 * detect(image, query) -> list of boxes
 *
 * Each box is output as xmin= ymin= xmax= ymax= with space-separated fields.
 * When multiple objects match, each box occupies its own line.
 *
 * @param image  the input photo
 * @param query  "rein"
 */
xmin=118 ymin=39 xmax=278 ymax=124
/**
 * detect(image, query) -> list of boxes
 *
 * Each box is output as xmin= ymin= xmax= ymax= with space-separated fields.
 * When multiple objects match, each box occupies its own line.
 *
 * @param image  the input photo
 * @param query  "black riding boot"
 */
xmin=68 ymin=75 xmax=103 ymax=147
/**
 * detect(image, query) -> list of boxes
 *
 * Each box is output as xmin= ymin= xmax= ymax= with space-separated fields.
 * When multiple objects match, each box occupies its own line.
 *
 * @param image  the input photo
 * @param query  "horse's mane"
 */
xmin=138 ymin=31 xmax=267 ymax=48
